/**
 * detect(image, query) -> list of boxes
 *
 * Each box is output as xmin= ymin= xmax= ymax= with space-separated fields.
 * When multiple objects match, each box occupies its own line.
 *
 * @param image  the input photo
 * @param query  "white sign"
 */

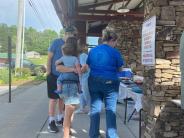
xmin=141 ymin=16 xmax=156 ymax=66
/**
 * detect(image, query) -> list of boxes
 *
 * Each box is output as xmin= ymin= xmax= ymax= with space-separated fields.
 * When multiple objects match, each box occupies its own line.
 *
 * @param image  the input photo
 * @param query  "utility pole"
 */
xmin=15 ymin=0 xmax=24 ymax=71
xmin=21 ymin=0 xmax=25 ymax=69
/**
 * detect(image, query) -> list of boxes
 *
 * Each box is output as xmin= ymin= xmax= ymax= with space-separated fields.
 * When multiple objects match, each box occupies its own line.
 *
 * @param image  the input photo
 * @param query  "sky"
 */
xmin=0 ymin=0 xmax=98 ymax=45
xmin=0 ymin=0 xmax=62 ymax=33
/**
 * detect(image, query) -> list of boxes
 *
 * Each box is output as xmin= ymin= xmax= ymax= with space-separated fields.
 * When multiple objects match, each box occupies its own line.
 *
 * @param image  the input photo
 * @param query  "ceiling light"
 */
xmin=117 ymin=0 xmax=130 ymax=13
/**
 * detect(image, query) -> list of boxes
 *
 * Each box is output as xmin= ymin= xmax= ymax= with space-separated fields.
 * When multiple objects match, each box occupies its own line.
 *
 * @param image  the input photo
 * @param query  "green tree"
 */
xmin=0 ymin=23 xmax=60 ymax=55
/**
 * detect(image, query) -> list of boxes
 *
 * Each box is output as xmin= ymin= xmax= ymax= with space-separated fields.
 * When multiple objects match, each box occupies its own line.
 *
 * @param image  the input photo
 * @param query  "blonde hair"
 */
xmin=102 ymin=29 xmax=117 ymax=42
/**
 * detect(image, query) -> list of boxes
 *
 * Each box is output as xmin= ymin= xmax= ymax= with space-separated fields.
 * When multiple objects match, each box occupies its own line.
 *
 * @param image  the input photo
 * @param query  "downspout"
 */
xmin=180 ymin=32 xmax=184 ymax=109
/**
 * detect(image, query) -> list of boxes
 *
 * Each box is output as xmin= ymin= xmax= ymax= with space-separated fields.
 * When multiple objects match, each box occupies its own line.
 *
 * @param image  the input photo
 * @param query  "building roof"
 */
xmin=52 ymin=0 xmax=144 ymax=36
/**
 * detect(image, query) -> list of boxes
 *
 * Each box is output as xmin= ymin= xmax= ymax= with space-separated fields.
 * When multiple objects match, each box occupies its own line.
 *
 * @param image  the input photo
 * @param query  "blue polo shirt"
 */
xmin=48 ymin=38 xmax=64 ymax=76
xmin=87 ymin=44 xmax=124 ymax=80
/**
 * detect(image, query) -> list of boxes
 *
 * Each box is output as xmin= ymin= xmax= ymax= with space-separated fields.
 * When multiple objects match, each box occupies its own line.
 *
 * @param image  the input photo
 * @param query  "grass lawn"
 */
xmin=28 ymin=55 xmax=47 ymax=65
xmin=0 ymin=68 xmax=46 ymax=86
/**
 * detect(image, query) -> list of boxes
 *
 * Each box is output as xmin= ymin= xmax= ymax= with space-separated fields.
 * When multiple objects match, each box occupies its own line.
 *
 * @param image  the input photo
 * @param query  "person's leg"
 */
xmin=47 ymin=98 xmax=59 ymax=132
xmin=56 ymin=84 xmax=62 ymax=92
xmin=82 ymin=78 xmax=90 ymax=107
xmin=76 ymin=81 xmax=86 ymax=113
xmin=47 ymin=74 xmax=59 ymax=132
xmin=88 ymin=77 xmax=103 ymax=138
xmin=56 ymin=98 xmax=65 ymax=126
xmin=76 ymin=93 xmax=86 ymax=113
xmin=49 ymin=99 xmax=57 ymax=117
xmin=104 ymin=83 xmax=119 ymax=138
xmin=63 ymin=104 xmax=76 ymax=138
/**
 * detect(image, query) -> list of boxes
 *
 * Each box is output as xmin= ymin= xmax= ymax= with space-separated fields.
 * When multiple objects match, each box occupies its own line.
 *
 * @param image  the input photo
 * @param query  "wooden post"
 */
xmin=8 ymin=36 xmax=12 ymax=103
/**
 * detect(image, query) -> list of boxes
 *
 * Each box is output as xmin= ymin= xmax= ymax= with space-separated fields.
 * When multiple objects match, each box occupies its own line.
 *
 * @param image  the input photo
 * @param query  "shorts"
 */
xmin=59 ymin=83 xmax=80 ymax=105
xmin=47 ymin=74 xmax=60 ymax=99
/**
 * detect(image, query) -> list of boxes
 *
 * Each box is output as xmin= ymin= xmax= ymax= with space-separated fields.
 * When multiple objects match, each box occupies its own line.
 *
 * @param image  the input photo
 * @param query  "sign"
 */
xmin=141 ymin=16 xmax=156 ymax=66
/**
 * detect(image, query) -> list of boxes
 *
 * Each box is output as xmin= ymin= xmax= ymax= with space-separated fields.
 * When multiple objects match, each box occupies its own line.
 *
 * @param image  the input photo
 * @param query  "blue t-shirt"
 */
xmin=48 ymin=38 xmax=64 ymax=76
xmin=87 ymin=44 xmax=124 ymax=80
xmin=57 ymin=56 xmax=79 ymax=82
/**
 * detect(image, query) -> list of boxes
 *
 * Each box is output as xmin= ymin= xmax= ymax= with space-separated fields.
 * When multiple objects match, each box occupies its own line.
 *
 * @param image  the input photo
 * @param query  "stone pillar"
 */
xmin=143 ymin=0 xmax=184 ymax=137
xmin=107 ymin=20 xmax=144 ymax=75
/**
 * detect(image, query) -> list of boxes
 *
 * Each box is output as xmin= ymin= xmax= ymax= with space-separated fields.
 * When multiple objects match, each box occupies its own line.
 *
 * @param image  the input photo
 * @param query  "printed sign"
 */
xmin=141 ymin=16 xmax=156 ymax=66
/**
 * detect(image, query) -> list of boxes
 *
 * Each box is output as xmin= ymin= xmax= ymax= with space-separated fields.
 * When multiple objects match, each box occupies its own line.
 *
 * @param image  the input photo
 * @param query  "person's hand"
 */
xmin=81 ymin=65 xmax=88 ymax=73
xmin=72 ymin=68 xmax=78 ymax=74
xmin=46 ymin=69 xmax=51 ymax=75
xmin=55 ymin=60 xmax=60 ymax=66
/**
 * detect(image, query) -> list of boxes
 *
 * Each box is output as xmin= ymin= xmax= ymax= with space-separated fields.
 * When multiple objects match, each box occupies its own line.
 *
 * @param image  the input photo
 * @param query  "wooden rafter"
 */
xmin=106 ymin=3 xmax=113 ymax=16
xmin=108 ymin=3 xmax=113 ymax=10
xmin=78 ymin=9 xmax=144 ymax=17
xmin=70 ymin=14 xmax=143 ymax=21
xmin=125 ymin=0 xmax=131 ymax=6
xmin=87 ymin=32 xmax=102 ymax=37
xmin=135 ymin=0 xmax=144 ymax=9
xmin=75 ymin=0 xmax=78 ymax=16
xmin=79 ymin=0 xmax=124 ymax=10
xmin=93 ymin=0 xmax=98 ymax=15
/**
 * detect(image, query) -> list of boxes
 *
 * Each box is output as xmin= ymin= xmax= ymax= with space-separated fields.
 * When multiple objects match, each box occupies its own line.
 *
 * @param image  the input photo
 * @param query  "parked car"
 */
xmin=8 ymin=59 xmax=46 ymax=76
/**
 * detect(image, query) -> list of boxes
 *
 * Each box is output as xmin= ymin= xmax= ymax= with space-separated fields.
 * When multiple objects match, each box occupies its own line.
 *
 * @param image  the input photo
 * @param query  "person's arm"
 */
xmin=75 ymin=63 xmax=81 ymax=76
xmin=56 ymin=65 xmax=77 ymax=73
xmin=56 ymin=56 xmax=77 ymax=73
xmin=47 ymin=52 xmax=53 ymax=75
xmin=80 ymin=53 xmax=88 ymax=73
xmin=55 ymin=58 xmax=62 ymax=66
xmin=75 ymin=58 xmax=82 ymax=75
xmin=81 ymin=64 xmax=88 ymax=73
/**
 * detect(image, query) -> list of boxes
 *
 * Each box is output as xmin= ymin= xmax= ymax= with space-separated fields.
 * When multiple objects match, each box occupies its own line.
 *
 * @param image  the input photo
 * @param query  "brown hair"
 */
xmin=102 ymin=29 xmax=118 ymax=42
xmin=77 ymin=39 xmax=86 ymax=53
xmin=62 ymin=37 xmax=78 ymax=56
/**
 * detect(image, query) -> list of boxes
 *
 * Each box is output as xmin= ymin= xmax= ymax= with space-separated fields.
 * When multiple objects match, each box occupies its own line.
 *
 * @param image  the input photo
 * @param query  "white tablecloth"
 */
xmin=118 ymin=82 xmax=143 ymax=112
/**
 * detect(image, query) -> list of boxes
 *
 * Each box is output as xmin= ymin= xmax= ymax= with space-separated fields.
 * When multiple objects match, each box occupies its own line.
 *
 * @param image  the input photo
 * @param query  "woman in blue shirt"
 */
xmin=87 ymin=29 xmax=124 ymax=138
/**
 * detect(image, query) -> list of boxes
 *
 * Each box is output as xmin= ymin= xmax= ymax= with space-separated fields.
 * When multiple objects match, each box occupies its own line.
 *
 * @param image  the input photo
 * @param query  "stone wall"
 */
xmin=143 ymin=0 xmax=184 ymax=138
xmin=107 ymin=20 xmax=144 ymax=75
xmin=155 ymin=101 xmax=184 ymax=138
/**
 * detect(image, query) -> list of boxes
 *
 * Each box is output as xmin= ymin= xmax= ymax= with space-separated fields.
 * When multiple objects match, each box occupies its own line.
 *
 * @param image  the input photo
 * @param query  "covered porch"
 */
xmin=52 ymin=0 xmax=184 ymax=138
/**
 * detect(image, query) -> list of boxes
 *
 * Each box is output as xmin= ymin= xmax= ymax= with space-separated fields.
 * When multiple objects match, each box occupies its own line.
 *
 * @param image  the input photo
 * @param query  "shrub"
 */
xmin=0 ymin=68 xmax=9 ymax=84
xmin=15 ymin=68 xmax=31 ymax=77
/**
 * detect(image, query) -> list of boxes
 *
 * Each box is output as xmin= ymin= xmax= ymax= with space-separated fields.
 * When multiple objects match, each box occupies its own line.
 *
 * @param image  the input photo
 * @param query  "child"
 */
xmin=55 ymin=37 xmax=81 ymax=138
xmin=75 ymin=42 xmax=90 ymax=114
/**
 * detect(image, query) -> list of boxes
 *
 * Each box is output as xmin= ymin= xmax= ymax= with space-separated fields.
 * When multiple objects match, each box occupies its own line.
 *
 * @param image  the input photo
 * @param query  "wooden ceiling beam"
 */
xmin=125 ymin=0 xmax=131 ymax=6
xmin=58 ymin=0 xmax=68 ymax=16
xmin=79 ymin=0 xmax=124 ymax=10
xmin=70 ymin=15 xmax=143 ymax=21
xmin=93 ymin=0 xmax=98 ymax=15
xmin=87 ymin=32 xmax=102 ymax=37
xmin=108 ymin=3 xmax=113 ymax=10
xmin=135 ymin=0 xmax=144 ymax=9
xmin=77 ymin=9 xmax=144 ymax=17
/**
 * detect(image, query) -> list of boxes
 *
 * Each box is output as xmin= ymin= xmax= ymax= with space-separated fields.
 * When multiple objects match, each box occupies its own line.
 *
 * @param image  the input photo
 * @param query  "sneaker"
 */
xmin=56 ymin=118 xmax=64 ymax=126
xmin=48 ymin=120 xmax=59 ymax=133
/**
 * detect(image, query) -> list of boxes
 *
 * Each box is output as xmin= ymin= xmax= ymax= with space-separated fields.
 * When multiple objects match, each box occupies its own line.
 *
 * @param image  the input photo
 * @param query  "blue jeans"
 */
xmin=88 ymin=76 xmax=120 ymax=138
xmin=79 ymin=77 xmax=90 ymax=109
